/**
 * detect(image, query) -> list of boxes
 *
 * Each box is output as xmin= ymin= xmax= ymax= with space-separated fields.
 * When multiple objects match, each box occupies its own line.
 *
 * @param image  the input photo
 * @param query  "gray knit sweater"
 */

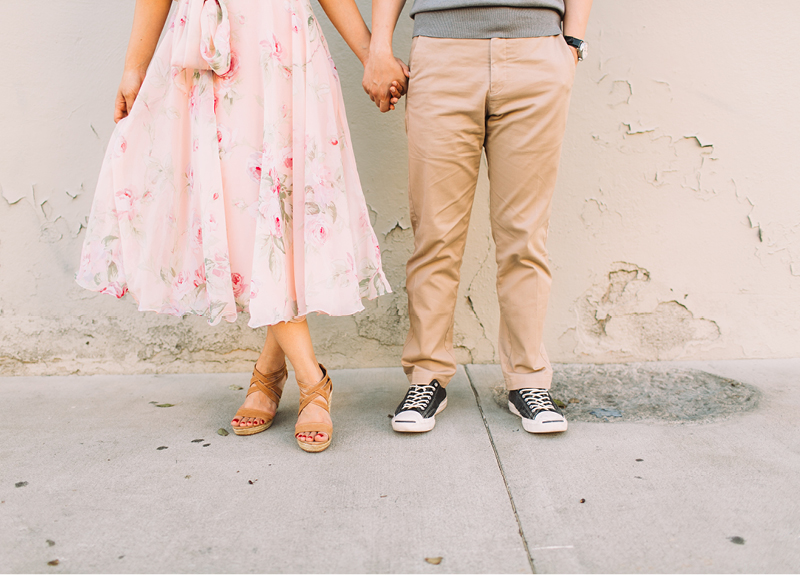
xmin=410 ymin=0 xmax=564 ymax=39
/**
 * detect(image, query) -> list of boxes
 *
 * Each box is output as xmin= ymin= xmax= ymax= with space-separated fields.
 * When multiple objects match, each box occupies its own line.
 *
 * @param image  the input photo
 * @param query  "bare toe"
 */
xmin=315 ymin=433 xmax=328 ymax=442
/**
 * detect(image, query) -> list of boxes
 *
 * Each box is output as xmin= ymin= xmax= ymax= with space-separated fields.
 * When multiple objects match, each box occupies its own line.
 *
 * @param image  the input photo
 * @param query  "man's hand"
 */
xmin=569 ymin=45 xmax=578 ymax=65
xmin=363 ymin=49 xmax=410 ymax=112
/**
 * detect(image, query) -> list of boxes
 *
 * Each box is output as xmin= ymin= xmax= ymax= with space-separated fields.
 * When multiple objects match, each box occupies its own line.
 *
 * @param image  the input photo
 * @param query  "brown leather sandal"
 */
xmin=295 ymin=364 xmax=333 ymax=452
xmin=232 ymin=363 xmax=288 ymax=436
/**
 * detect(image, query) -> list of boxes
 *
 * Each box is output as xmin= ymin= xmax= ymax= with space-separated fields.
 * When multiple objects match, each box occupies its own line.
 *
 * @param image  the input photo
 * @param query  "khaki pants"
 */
xmin=402 ymin=35 xmax=575 ymax=391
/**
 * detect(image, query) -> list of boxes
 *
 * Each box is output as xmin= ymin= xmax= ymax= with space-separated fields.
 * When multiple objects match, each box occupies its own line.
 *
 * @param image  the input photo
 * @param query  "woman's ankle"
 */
xmin=295 ymin=363 xmax=324 ymax=385
xmin=255 ymin=355 xmax=285 ymax=374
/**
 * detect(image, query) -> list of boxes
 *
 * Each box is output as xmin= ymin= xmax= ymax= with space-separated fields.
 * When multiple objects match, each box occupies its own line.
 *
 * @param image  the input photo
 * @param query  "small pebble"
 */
xmin=580 ymin=498 xmax=586 ymax=503
xmin=15 ymin=481 xmax=28 ymax=488
xmin=156 ymin=446 xmax=168 ymax=451
xmin=729 ymin=536 xmax=745 ymax=545
xmin=47 ymin=560 xmax=59 ymax=566
xmin=635 ymin=458 xmax=644 ymax=462
xmin=228 ymin=385 xmax=244 ymax=391
xmin=191 ymin=439 xmax=204 ymax=443
xmin=203 ymin=443 xmax=210 ymax=447
xmin=217 ymin=428 xmax=229 ymax=437
xmin=425 ymin=557 xmax=443 ymax=565
xmin=46 ymin=540 xmax=55 ymax=547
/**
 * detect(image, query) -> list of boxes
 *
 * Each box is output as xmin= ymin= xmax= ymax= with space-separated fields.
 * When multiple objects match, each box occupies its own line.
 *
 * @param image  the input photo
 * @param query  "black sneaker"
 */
xmin=391 ymin=381 xmax=448 ymax=433
xmin=508 ymin=388 xmax=568 ymax=434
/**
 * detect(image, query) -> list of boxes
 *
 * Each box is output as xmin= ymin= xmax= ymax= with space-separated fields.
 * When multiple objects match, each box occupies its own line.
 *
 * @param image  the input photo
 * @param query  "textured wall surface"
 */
xmin=1 ymin=0 xmax=798 ymax=375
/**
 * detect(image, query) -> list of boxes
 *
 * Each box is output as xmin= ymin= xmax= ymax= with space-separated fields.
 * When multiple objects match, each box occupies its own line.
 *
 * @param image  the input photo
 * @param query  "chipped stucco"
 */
xmin=1 ymin=0 xmax=798 ymax=375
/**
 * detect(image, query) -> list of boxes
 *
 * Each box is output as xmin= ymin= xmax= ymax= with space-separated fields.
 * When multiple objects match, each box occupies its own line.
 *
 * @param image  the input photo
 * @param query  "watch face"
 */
xmin=578 ymin=41 xmax=588 ymax=61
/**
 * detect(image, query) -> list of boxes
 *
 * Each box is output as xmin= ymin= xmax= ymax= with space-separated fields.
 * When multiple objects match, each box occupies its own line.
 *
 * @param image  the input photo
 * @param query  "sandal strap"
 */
xmin=234 ymin=407 xmax=273 ymax=421
xmin=295 ymin=421 xmax=332 ymax=436
xmin=246 ymin=364 xmax=287 ymax=405
xmin=297 ymin=364 xmax=332 ymax=415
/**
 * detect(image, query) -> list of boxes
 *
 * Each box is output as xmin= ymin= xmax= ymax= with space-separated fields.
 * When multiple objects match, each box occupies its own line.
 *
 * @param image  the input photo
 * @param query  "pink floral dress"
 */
xmin=77 ymin=0 xmax=391 ymax=327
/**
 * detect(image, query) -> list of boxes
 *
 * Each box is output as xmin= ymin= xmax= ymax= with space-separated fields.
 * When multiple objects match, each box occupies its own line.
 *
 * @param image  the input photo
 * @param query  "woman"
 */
xmin=76 ymin=0 xmax=407 ymax=452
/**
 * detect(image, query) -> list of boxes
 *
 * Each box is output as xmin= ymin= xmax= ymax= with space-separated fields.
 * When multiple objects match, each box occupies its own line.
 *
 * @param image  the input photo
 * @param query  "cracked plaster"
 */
xmin=1 ymin=0 xmax=799 ymax=375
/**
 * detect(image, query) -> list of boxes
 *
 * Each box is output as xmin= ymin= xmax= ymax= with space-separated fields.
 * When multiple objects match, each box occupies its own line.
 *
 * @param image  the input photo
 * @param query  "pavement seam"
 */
xmin=465 ymin=365 xmax=536 ymax=574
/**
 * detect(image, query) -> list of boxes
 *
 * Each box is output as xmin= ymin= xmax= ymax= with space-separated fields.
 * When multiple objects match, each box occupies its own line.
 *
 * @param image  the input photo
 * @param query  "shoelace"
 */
xmin=519 ymin=388 xmax=557 ymax=413
xmin=401 ymin=384 xmax=437 ymax=410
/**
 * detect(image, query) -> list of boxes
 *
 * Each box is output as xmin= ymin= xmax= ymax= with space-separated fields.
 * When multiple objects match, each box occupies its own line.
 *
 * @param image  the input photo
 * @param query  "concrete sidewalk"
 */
xmin=1 ymin=360 xmax=798 ymax=573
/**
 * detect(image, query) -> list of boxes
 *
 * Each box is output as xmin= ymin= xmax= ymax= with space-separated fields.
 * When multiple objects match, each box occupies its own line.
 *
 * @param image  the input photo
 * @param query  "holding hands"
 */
xmin=362 ymin=46 xmax=409 ymax=112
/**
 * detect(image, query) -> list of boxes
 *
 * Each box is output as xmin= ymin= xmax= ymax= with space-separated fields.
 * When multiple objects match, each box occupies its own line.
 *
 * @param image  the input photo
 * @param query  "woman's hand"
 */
xmin=362 ymin=49 xmax=409 ymax=112
xmin=114 ymin=68 xmax=147 ymax=123
xmin=114 ymin=0 xmax=173 ymax=123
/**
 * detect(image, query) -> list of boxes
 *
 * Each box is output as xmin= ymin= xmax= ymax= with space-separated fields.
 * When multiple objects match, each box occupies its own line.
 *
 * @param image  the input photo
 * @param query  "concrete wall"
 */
xmin=1 ymin=0 xmax=798 ymax=375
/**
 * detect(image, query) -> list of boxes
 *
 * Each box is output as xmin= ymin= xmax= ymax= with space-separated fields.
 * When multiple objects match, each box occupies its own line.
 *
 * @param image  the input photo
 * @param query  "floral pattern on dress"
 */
xmin=77 ymin=0 xmax=391 ymax=327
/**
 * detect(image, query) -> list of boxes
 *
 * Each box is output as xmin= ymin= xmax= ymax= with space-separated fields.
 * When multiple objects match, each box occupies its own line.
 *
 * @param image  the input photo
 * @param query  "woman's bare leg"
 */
xmin=231 ymin=327 xmax=286 ymax=429
xmin=268 ymin=319 xmax=329 ymax=444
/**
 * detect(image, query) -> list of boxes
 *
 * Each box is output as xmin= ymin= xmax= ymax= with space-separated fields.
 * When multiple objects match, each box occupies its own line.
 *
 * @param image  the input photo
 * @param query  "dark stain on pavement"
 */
xmin=492 ymin=364 xmax=760 ymax=423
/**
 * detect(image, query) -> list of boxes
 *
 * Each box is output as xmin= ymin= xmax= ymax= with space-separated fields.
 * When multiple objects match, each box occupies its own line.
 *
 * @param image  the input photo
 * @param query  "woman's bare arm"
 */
xmin=115 ymin=0 xmax=172 ymax=122
xmin=315 ymin=0 xmax=372 ymax=66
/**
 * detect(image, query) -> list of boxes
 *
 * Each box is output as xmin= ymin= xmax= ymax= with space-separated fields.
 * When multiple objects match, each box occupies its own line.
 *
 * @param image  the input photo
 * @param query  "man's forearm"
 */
xmin=563 ymin=0 xmax=593 ymax=39
xmin=370 ymin=0 xmax=407 ymax=55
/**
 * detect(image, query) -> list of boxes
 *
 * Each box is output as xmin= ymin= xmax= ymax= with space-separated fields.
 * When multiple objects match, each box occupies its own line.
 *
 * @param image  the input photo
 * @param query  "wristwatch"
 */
xmin=563 ymin=35 xmax=588 ymax=62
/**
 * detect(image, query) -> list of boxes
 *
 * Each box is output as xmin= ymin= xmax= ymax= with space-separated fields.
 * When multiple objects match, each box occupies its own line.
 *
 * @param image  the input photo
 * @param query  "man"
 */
xmin=363 ymin=0 xmax=592 ymax=434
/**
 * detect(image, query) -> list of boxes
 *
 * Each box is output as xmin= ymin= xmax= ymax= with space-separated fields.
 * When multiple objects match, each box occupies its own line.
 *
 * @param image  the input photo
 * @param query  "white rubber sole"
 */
xmin=509 ymin=401 xmax=568 ymax=434
xmin=392 ymin=398 xmax=448 ymax=433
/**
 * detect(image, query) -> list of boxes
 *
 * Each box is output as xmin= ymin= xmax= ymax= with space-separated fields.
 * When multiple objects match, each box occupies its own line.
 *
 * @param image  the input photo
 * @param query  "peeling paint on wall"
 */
xmin=571 ymin=263 xmax=721 ymax=361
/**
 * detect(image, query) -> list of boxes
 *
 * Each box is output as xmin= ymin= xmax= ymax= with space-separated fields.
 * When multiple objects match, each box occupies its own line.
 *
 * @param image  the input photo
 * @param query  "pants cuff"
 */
xmin=403 ymin=365 xmax=455 ymax=387
xmin=503 ymin=367 xmax=553 ymax=391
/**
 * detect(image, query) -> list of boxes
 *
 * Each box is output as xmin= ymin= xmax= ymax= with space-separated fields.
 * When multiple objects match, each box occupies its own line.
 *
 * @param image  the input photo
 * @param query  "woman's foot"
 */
xmin=295 ymin=364 xmax=332 ymax=447
xmin=231 ymin=360 xmax=286 ymax=431
xmin=296 ymin=401 xmax=331 ymax=444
